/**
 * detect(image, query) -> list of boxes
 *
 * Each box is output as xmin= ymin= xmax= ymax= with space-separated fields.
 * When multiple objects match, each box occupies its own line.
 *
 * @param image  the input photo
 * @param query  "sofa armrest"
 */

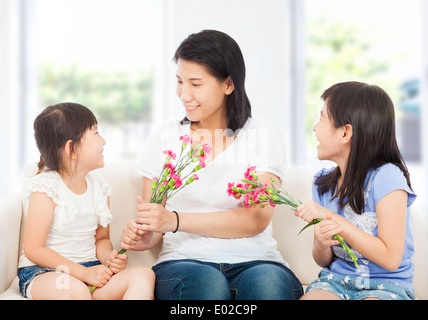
xmin=413 ymin=206 xmax=428 ymax=300
xmin=0 ymin=193 xmax=23 ymax=294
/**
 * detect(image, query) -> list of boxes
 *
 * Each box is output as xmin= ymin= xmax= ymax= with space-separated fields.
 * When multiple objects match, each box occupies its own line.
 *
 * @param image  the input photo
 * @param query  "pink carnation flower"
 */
xmin=202 ymin=143 xmax=212 ymax=154
xmin=163 ymin=150 xmax=177 ymax=160
xmin=180 ymin=135 xmax=192 ymax=145
xmin=244 ymin=166 xmax=257 ymax=180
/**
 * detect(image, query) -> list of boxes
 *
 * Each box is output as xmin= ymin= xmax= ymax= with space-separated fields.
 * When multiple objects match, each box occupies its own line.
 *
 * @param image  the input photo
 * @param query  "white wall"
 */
xmin=156 ymin=0 xmax=295 ymax=165
xmin=0 ymin=0 xmax=21 ymax=193
xmin=422 ymin=0 xmax=428 ymax=206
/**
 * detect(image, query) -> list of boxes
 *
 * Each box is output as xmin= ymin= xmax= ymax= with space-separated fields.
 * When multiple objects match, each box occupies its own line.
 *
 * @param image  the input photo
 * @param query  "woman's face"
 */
xmin=176 ymin=59 xmax=234 ymax=127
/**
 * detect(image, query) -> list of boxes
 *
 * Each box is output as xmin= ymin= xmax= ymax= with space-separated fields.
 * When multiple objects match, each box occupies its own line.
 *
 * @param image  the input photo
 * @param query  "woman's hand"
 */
xmin=135 ymin=202 xmax=178 ymax=234
xmin=294 ymin=201 xmax=330 ymax=223
xmin=105 ymin=250 xmax=127 ymax=274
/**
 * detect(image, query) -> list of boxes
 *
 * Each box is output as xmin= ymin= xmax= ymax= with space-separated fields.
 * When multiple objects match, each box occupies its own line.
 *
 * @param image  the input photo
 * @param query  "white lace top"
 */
xmin=18 ymin=170 xmax=113 ymax=268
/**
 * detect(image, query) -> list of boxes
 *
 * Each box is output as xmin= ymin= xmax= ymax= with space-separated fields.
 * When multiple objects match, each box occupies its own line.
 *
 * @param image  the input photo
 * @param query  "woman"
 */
xmin=121 ymin=30 xmax=303 ymax=300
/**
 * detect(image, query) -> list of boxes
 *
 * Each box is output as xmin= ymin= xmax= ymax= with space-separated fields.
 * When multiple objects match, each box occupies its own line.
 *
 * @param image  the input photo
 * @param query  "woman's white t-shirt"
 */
xmin=138 ymin=118 xmax=289 ymax=267
xmin=18 ymin=170 xmax=113 ymax=268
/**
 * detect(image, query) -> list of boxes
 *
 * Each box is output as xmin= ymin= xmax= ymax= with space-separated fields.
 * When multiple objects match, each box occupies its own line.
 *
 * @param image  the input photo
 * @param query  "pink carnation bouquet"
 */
xmin=227 ymin=166 xmax=359 ymax=268
xmin=90 ymin=135 xmax=210 ymax=292
xmin=149 ymin=135 xmax=211 ymax=204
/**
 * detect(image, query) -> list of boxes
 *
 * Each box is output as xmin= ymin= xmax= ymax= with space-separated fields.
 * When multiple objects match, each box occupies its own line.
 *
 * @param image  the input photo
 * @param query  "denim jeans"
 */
xmin=152 ymin=259 xmax=303 ymax=300
xmin=18 ymin=261 xmax=101 ymax=299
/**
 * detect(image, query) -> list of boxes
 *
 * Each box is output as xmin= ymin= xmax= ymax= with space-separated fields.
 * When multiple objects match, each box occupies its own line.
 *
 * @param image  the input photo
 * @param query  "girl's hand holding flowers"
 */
xmin=312 ymin=211 xmax=343 ymax=249
xmin=85 ymin=264 xmax=113 ymax=289
xmin=295 ymin=201 xmax=358 ymax=268
xmin=105 ymin=250 xmax=128 ymax=274
xmin=294 ymin=201 xmax=329 ymax=223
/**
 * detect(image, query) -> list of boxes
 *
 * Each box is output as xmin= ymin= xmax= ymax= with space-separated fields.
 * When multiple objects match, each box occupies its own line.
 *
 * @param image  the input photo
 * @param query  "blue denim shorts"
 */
xmin=18 ymin=261 xmax=101 ymax=299
xmin=306 ymin=271 xmax=416 ymax=300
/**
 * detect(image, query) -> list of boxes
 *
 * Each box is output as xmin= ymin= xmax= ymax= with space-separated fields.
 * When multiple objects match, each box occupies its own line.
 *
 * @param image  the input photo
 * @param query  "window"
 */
xmin=33 ymin=0 xmax=161 ymax=162
xmin=1 ymin=0 xmax=163 ymax=193
xmin=304 ymin=0 xmax=427 ymax=205
xmin=2 ymin=0 xmax=426 ymax=208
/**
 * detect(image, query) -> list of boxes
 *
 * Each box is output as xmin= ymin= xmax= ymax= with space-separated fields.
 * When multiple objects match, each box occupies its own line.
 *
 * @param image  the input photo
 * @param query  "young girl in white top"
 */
xmin=18 ymin=103 xmax=155 ymax=300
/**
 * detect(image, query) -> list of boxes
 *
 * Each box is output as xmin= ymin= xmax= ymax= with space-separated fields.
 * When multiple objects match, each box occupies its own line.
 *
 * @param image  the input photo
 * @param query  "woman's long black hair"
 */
xmin=315 ymin=81 xmax=412 ymax=215
xmin=174 ymin=29 xmax=252 ymax=131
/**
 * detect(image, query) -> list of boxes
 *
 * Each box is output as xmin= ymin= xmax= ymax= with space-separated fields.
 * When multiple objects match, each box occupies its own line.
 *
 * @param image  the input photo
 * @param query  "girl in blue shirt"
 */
xmin=295 ymin=81 xmax=417 ymax=300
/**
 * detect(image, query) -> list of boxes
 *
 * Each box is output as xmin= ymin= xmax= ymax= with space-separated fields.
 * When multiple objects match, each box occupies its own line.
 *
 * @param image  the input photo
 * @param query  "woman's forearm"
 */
xmin=140 ymin=173 xmax=278 ymax=239
xmin=177 ymin=207 xmax=273 ymax=238
xmin=136 ymin=200 xmax=274 ymax=239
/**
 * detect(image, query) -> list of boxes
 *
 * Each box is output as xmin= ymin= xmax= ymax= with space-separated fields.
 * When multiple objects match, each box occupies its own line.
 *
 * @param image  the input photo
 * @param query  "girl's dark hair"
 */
xmin=315 ymin=81 xmax=412 ymax=215
xmin=174 ymin=29 xmax=252 ymax=131
xmin=34 ymin=102 xmax=97 ymax=174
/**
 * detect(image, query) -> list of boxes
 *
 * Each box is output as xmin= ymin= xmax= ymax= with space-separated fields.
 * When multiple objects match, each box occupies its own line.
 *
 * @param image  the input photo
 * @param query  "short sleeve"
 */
xmin=22 ymin=171 xmax=70 ymax=231
xmin=23 ymin=171 xmax=61 ymax=205
xmin=311 ymin=168 xmax=333 ymax=205
xmin=88 ymin=172 xmax=113 ymax=228
xmin=372 ymin=164 xmax=417 ymax=207
xmin=248 ymin=120 xmax=287 ymax=182
xmin=312 ymin=172 xmax=322 ymax=204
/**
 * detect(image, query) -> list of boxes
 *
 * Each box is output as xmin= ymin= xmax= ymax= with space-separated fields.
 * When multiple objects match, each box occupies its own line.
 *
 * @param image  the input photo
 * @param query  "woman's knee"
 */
xmin=154 ymin=261 xmax=230 ymax=300
xmin=232 ymin=263 xmax=303 ymax=300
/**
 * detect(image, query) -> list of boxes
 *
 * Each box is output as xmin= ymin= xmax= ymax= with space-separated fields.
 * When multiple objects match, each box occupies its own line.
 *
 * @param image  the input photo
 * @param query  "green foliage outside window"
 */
xmin=38 ymin=63 xmax=154 ymax=125
xmin=305 ymin=16 xmax=403 ymax=147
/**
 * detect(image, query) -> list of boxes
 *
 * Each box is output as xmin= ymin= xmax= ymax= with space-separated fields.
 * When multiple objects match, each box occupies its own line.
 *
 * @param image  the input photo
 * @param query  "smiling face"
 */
xmin=313 ymin=101 xmax=351 ymax=165
xmin=176 ymin=59 xmax=234 ymax=129
xmin=76 ymin=124 xmax=106 ymax=172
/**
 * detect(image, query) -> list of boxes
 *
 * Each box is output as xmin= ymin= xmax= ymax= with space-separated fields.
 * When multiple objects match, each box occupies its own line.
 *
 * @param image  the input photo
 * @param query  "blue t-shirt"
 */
xmin=313 ymin=163 xmax=417 ymax=289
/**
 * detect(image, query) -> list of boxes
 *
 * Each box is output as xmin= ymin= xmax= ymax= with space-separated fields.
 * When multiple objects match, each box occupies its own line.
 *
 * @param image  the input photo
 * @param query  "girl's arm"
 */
xmin=336 ymin=190 xmax=408 ymax=271
xmin=24 ymin=192 xmax=112 ymax=287
xmin=135 ymin=172 xmax=277 ymax=239
xmin=94 ymin=224 xmax=113 ymax=266
xmin=296 ymin=189 xmax=408 ymax=271
xmin=311 ymin=212 xmax=342 ymax=267
xmin=95 ymin=197 xmax=128 ymax=273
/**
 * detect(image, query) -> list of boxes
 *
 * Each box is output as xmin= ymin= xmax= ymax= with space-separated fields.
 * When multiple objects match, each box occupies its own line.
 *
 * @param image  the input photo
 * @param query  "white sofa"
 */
xmin=1 ymin=162 xmax=427 ymax=300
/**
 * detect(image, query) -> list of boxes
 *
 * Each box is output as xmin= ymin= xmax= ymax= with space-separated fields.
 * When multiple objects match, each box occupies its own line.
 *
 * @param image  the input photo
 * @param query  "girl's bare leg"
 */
xmin=91 ymin=266 xmax=155 ymax=300
xmin=30 ymin=272 xmax=91 ymax=300
xmin=299 ymin=289 xmax=341 ymax=300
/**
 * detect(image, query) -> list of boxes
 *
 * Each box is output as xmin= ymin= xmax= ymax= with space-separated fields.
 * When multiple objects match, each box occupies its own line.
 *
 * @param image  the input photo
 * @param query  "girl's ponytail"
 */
xmin=37 ymin=155 xmax=45 ymax=174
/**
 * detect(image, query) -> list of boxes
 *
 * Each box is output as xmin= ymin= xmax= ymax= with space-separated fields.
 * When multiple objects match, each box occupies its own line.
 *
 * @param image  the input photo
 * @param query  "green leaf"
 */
xmin=298 ymin=218 xmax=323 ymax=235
